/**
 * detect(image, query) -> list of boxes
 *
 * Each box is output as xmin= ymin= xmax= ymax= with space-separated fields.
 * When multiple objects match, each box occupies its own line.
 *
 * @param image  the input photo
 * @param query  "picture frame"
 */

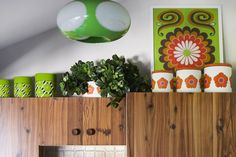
xmin=152 ymin=5 xmax=224 ymax=71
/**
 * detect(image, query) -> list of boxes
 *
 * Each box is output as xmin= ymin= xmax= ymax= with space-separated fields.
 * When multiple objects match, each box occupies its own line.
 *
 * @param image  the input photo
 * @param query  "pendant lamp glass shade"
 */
xmin=57 ymin=0 xmax=131 ymax=43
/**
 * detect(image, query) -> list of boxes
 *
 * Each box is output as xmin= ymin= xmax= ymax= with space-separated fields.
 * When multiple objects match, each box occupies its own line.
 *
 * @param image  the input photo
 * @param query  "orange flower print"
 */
xmin=97 ymin=86 xmax=101 ymax=93
xmin=157 ymin=77 xmax=168 ymax=89
xmin=87 ymin=85 xmax=95 ymax=94
xmin=159 ymin=26 xmax=215 ymax=70
xmin=176 ymin=76 xmax=183 ymax=89
xmin=214 ymin=72 xmax=228 ymax=88
xmin=185 ymin=75 xmax=198 ymax=88
xmin=170 ymin=78 xmax=175 ymax=89
xmin=204 ymin=74 xmax=212 ymax=89
xmin=152 ymin=79 xmax=156 ymax=89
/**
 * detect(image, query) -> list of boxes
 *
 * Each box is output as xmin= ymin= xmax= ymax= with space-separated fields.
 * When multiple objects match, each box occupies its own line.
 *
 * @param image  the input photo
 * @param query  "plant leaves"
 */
xmin=60 ymin=54 xmax=151 ymax=108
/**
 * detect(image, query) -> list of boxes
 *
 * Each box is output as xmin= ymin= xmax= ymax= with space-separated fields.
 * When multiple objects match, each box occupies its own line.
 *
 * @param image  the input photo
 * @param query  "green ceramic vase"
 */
xmin=0 ymin=79 xmax=11 ymax=97
xmin=14 ymin=76 xmax=33 ymax=98
xmin=35 ymin=73 xmax=56 ymax=97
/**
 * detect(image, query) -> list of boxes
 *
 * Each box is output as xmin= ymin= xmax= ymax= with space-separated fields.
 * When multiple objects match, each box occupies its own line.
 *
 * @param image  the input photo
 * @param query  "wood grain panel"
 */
xmin=111 ymin=98 xmax=126 ymax=145
xmin=0 ymin=97 xmax=126 ymax=157
xmin=0 ymin=99 xmax=8 ymax=157
xmin=38 ymin=98 xmax=55 ymax=145
xmin=0 ymin=99 xmax=21 ymax=157
xmin=213 ymin=93 xmax=236 ymax=157
xmin=229 ymin=94 xmax=236 ymax=156
xmin=127 ymin=93 xmax=236 ymax=157
xmin=152 ymin=93 xmax=170 ymax=157
xmin=81 ymin=97 xmax=126 ymax=145
xmin=82 ymin=98 xmax=98 ymax=145
xmin=67 ymin=97 xmax=83 ymax=145
xmin=67 ymin=97 xmax=126 ymax=145
xmin=127 ymin=94 xmax=134 ymax=157
xmin=127 ymin=93 xmax=170 ymax=157
xmin=168 ymin=93 xmax=184 ymax=157
xmin=37 ymin=98 xmax=68 ymax=146
xmin=230 ymin=94 xmax=236 ymax=156
xmin=1 ymin=93 xmax=235 ymax=157
xmin=51 ymin=98 xmax=68 ymax=145
xmin=97 ymin=98 xmax=112 ymax=144
xmin=131 ymin=93 xmax=149 ymax=157
xmin=19 ymin=98 xmax=40 ymax=157
xmin=200 ymin=93 xmax=213 ymax=157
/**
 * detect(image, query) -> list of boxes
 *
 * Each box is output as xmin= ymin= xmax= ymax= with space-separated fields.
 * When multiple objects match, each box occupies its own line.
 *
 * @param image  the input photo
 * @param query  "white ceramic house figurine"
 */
xmin=152 ymin=70 xmax=174 ymax=92
xmin=204 ymin=63 xmax=232 ymax=93
xmin=82 ymin=81 xmax=102 ymax=97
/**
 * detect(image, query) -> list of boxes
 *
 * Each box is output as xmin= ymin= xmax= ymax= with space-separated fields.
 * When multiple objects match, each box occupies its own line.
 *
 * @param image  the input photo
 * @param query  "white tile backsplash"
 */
xmin=41 ymin=146 xmax=126 ymax=157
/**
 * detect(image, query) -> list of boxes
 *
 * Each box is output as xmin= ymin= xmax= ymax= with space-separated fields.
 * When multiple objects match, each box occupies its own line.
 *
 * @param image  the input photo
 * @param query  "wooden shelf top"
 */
xmin=0 ymin=92 xmax=235 ymax=100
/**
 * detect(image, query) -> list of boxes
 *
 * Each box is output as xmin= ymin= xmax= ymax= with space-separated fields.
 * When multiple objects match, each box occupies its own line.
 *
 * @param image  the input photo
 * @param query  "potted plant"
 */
xmin=60 ymin=55 xmax=151 ymax=108
xmin=95 ymin=55 xmax=151 ymax=107
xmin=60 ymin=61 xmax=97 ymax=96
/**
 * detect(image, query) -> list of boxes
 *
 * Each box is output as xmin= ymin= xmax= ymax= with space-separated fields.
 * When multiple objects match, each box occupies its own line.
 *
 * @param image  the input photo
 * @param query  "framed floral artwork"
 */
xmin=153 ymin=6 xmax=223 ymax=70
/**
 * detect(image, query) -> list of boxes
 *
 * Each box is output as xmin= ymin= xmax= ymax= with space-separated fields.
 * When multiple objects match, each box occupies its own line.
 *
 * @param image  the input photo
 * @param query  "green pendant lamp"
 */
xmin=57 ymin=0 xmax=131 ymax=43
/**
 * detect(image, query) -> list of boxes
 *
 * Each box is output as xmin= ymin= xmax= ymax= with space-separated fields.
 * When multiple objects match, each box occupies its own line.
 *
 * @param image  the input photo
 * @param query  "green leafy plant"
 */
xmin=60 ymin=61 xmax=97 ymax=96
xmin=96 ymin=55 xmax=151 ymax=107
xmin=60 ymin=55 xmax=151 ymax=108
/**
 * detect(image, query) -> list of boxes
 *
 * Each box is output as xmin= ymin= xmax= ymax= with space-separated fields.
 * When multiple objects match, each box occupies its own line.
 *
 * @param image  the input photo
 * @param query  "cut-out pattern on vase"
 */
xmin=152 ymin=71 xmax=173 ymax=92
xmin=204 ymin=64 xmax=232 ymax=92
xmin=176 ymin=69 xmax=201 ymax=93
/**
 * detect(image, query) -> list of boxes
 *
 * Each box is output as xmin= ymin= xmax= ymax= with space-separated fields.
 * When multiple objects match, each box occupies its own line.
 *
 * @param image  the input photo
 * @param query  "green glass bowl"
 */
xmin=35 ymin=73 xmax=56 ymax=97
xmin=57 ymin=0 xmax=131 ymax=43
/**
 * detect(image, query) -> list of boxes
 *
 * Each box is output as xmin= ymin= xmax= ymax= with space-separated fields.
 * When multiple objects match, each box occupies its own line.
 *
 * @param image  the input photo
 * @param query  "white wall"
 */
xmin=0 ymin=0 xmax=236 ymax=88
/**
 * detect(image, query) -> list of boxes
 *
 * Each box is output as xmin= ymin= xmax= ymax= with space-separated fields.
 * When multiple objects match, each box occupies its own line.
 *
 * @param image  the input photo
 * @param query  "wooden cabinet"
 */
xmin=38 ymin=98 xmax=69 ymax=145
xmin=127 ymin=93 xmax=236 ymax=157
xmin=2 ymin=93 xmax=236 ymax=157
xmin=0 ymin=99 xmax=22 ymax=157
xmin=0 ymin=97 xmax=126 ymax=157
xmin=67 ymin=98 xmax=126 ymax=145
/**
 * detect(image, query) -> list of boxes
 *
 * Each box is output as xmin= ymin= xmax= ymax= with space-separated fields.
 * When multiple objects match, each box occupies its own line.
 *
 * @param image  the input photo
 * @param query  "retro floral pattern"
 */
xmin=157 ymin=77 xmax=168 ymax=89
xmin=159 ymin=26 xmax=215 ymax=70
xmin=204 ymin=74 xmax=212 ymax=89
xmin=185 ymin=75 xmax=198 ymax=88
xmin=176 ymin=76 xmax=183 ymax=89
xmin=214 ymin=72 xmax=228 ymax=88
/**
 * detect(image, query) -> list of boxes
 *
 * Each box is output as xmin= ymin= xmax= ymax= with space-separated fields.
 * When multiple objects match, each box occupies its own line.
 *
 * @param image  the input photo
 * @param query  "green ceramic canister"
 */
xmin=0 ymin=79 xmax=11 ymax=97
xmin=14 ymin=76 xmax=33 ymax=98
xmin=35 ymin=73 xmax=56 ymax=97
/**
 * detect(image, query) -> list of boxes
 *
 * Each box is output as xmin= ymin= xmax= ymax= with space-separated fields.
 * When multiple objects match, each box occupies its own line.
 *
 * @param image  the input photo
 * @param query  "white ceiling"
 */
xmin=0 ymin=0 xmax=71 ymax=50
